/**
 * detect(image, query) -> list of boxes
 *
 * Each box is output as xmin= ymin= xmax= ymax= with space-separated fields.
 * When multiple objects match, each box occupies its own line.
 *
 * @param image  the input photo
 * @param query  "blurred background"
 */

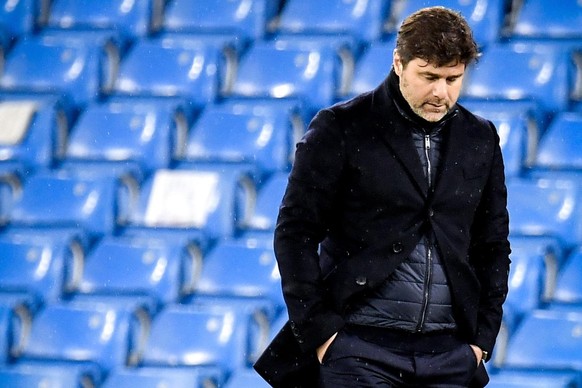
xmin=0 ymin=0 xmax=581 ymax=386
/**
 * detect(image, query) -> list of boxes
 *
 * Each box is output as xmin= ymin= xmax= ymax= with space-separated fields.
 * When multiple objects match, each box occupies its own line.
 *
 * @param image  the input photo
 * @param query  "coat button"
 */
xmin=428 ymin=209 xmax=434 ymax=217
xmin=392 ymin=242 xmax=403 ymax=253
xmin=355 ymin=276 xmax=367 ymax=286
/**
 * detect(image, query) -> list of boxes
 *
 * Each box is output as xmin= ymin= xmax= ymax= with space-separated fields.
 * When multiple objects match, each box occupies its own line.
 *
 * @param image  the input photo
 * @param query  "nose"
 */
xmin=432 ymin=79 xmax=447 ymax=99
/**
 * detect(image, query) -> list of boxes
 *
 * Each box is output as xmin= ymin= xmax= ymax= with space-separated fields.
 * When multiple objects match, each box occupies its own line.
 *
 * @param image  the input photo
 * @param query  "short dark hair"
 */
xmin=396 ymin=6 xmax=479 ymax=67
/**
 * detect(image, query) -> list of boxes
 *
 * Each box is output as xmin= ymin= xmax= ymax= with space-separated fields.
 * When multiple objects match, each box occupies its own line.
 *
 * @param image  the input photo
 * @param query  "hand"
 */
xmin=316 ymin=332 xmax=338 ymax=363
xmin=469 ymin=344 xmax=483 ymax=366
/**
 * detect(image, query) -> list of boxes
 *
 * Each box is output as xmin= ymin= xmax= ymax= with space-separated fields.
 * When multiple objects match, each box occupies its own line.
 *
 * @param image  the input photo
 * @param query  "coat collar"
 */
xmin=370 ymin=70 xmax=469 ymax=198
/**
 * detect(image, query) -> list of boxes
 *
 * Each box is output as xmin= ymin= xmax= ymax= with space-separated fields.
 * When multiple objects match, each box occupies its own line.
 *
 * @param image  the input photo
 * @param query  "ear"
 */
xmin=393 ymin=50 xmax=403 ymax=76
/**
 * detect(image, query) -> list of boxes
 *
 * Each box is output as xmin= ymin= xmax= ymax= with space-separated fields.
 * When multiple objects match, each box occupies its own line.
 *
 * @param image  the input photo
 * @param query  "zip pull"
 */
xmin=424 ymin=134 xmax=431 ymax=150
xmin=424 ymin=134 xmax=432 ymax=188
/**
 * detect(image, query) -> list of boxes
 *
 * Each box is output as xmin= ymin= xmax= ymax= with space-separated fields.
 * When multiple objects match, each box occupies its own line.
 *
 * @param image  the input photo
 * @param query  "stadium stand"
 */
xmin=0 ymin=1 xmax=582 ymax=386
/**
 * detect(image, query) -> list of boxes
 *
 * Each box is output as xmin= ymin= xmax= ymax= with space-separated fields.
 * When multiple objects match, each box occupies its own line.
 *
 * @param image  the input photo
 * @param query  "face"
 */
xmin=393 ymin=52 xmax=466 ymax=122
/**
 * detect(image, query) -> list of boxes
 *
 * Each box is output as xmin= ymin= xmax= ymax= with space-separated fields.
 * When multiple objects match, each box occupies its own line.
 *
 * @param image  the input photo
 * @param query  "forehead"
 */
xmin=406 ymin=57 xmax=466 ymax=76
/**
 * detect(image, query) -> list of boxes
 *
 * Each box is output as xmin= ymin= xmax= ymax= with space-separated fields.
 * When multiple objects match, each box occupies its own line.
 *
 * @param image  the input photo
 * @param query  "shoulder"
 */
xmin=454 ymin=103 xmax=498 ymax=139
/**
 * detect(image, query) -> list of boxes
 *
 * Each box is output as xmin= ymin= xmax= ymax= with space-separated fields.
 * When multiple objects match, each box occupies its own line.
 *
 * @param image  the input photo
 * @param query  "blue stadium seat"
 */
xmin=59 ymin=101 xmax=186 ymax=180
xmin=69 ymin=235 xmax=203 ymax=313
xmin=229 ymin=39 xmax=349 ymax=115
xmin=0 ymin=96 xmax=69 ymax=175
xmin=488 ymin=369 xmax=582 ymax=388
xmin=0 ymin=34 xmax=118 ymax=109
xmin=505 ymin=236 xmax=564 ymax=321
xmin=102 ymin=366 xmax=224 ymax=388
xmin=390 ymin=0 xmax=507 ymax=47
xmin=462 ymin=100 xmax=539 ymax=177
xmin=12 ymin=301 xmax=150 ymax=384
xmin=276 ymin=0 xmax=391 ymax=44
xmin=109 ymin=34 xmax=236 ymax=109
xmin=160 ymin=0 xmax=280 ymax=42
xmin=183 ymin=102 xmax=304 ymax=179
xmin=506 ymin=177 xmax=582 ymax=249
xmin=0 ymin=0 xmax=41 ymax=39
xmin=125 ymin=166 xmax=256 ymax=243
xmin=138 ymin=304 xmax=270 ymax=380
xmin=534 ymin=112 xmax=582 ymax=171
xmin=189 ymin=237 xmax=285 ymax=315
xmin=224 ymin=367 xmax=271 ymax=388
xmin=0 ymin=363 xmax=99 ymax=388
xmin=347 ymin=39 xmax=395 ymax=98
xmin=511 ymin=0 xmax=582 ymax=39
xmin=553 ymin=247 xmax=582 ymax=305
xmin=463 ymin=41 xmax=577 ymax=113
xmin=244 ymin=171 xmax=288 ymax=234
xmin=45 ymin=0 xmax=158 ymax=40
xmin=0 ymin=231 xmax=83 ymax=309
xmin=501 ymin=308 xmax=582 ymax=371
xmin=9 ymin=171 xmax=134 ymax=239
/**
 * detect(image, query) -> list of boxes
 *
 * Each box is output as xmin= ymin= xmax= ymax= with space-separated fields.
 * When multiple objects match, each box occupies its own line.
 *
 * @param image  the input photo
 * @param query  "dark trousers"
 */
xmin=318 ymin=326 xmax=481 ymax=388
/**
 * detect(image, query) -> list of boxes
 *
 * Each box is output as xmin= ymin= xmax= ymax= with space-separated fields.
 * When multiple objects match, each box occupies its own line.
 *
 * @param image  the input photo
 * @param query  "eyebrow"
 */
xmin=419 ymin=70 xmax=464 ymax=79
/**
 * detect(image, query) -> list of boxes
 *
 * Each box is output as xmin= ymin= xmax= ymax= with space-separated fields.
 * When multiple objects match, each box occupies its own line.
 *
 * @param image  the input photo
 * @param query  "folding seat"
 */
xmin=275 ymin=0 xmax=391 ymax=44
xmin=68 ymin=235 xmax=203 ymax=313
xmin=109 ymin=34 xmax=236 ymax=110
xmin=501 ymin=308 xmax=582 ymax=371
xmin=10 ymin=301 xmax=150 ymax=385
xmin=124 ymin=165 xmax=256 ymax=243
xmin=553 ymin=247 xmax=582 ymax=305
xmin=8 ymin=170 xmax=135 ymax=240
xmin=102 ymin=365 xmax=223 ymax=388
xmin=461 ymin=100 xmax=539 ymax=177
xmin=0 ymin=33 xmax=118 ymax=109
xmin=243 ymin=171 xmax=289 ymax=234
xmin=45 ymin=0 xmax=160 ymax=40
xmin=462 ymin=41 xmax=577 ymax=114
xmin=506 ymin=177 xmax=582 ymax=249
xmin=224 ymin=367 xmax=271 ymax=388
xmin=390 ymin=0 xmax=507 ymax=48
xmin=0 ymin=231 xmax=83 ymax=310
xmin=59 ymin=101 xmax=186 ymax=181
xmin=511 ymin=0 xmax=582 ymax=39
xmin=229 ymin=39 xmax=350 ymax=115
xmin=0 ymin=96 xmax=70 ymax=175
xmin=504 ymin=236 xmax=564 ymax=321
xmin=533 ymin=112 xmax=582 ymax=171
xmin=488 ymin=370 xmax=582 ymax=388
xmin=0 ymin=363 xmax=98 ymax=388
xmin=188 ymin=237 xmax=285 ymax=316
xmin=160 ymin=0 xmax=280 ymax=43
xmin=0 ymin=303 xmax=32 ymax=365
xmin=138 ymin=303 xmax=270 ymax=380
xmin=182 ymin=102 xmax=304 ymax=179
xmin=347 ymin=39 xmax=395 ymax=98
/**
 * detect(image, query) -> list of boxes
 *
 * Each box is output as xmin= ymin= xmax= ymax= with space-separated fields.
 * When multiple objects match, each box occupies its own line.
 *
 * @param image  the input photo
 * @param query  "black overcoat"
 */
xmin=255 ymin=74 xmax=511 ymax=387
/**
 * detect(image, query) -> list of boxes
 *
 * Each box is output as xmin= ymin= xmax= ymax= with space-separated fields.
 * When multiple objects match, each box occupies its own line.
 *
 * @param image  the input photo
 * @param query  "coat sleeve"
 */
xmin=469 ymin=122 xmax=511 ymax=359
xmin=274 ymin=108 xmax=347 ymax=353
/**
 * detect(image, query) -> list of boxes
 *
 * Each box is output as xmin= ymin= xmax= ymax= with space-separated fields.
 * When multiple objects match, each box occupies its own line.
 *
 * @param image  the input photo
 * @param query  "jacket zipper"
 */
xmin=417 ymin=134 xmax=433 ymax=332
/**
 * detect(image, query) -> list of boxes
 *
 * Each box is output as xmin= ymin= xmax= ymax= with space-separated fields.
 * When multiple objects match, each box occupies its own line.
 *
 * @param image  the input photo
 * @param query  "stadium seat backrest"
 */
xmin=535 ymin=112 xmax=582 ymax=170
xmin=162 ymin=0 xmax=277 ymax=41
xmin=102 ymin=366 xmax=223 ymax=388
xmin=277 ymin=0 xmax=391 ymax=43
xmin=0 ymin=35 xmax=114 ymax=108
xmin=506 ymin=177 xmax=582 ymax=248
xmin=19 ymin=303 xmax=142 ymax=373
xmin=184 ymin=103 xmax=301 ymax=175
xmin=112 ymin=36 xmax=225 ymax=107
xmin=46 ymin=0 xmax=156 ymax=38
xmin=553 ymin=247 xmax=582 ymax=304
xmin=76 ymin=235 xmax=200 ymax=306
xmin=245 ymin=171 xmax=288 ymax=232
xmin=65 ymin=101 xmax=179 ymax=175
xmin=503 ymin=308 xmax=582 ymax=370
xmin=197 ymin=238 xmax=284 ymax=310
xmin=230 ymin=40 xmax=341 ymax=114
xmin=10 ymin=172 xmax=127 ymax=238
xmin=349 ymin=39 xmax=394 ymax=97
xmin=512 ymin=0 xmax=582 ymax=39
xmin=0 ymin=0 xmax=42 ymax=38
xmin=463 ymin=41 xmax=575 ymax=113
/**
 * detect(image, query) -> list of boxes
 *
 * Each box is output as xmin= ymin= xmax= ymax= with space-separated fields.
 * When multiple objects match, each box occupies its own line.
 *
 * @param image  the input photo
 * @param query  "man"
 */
xmin=254 ymin=6 xmax=511 ymax=387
